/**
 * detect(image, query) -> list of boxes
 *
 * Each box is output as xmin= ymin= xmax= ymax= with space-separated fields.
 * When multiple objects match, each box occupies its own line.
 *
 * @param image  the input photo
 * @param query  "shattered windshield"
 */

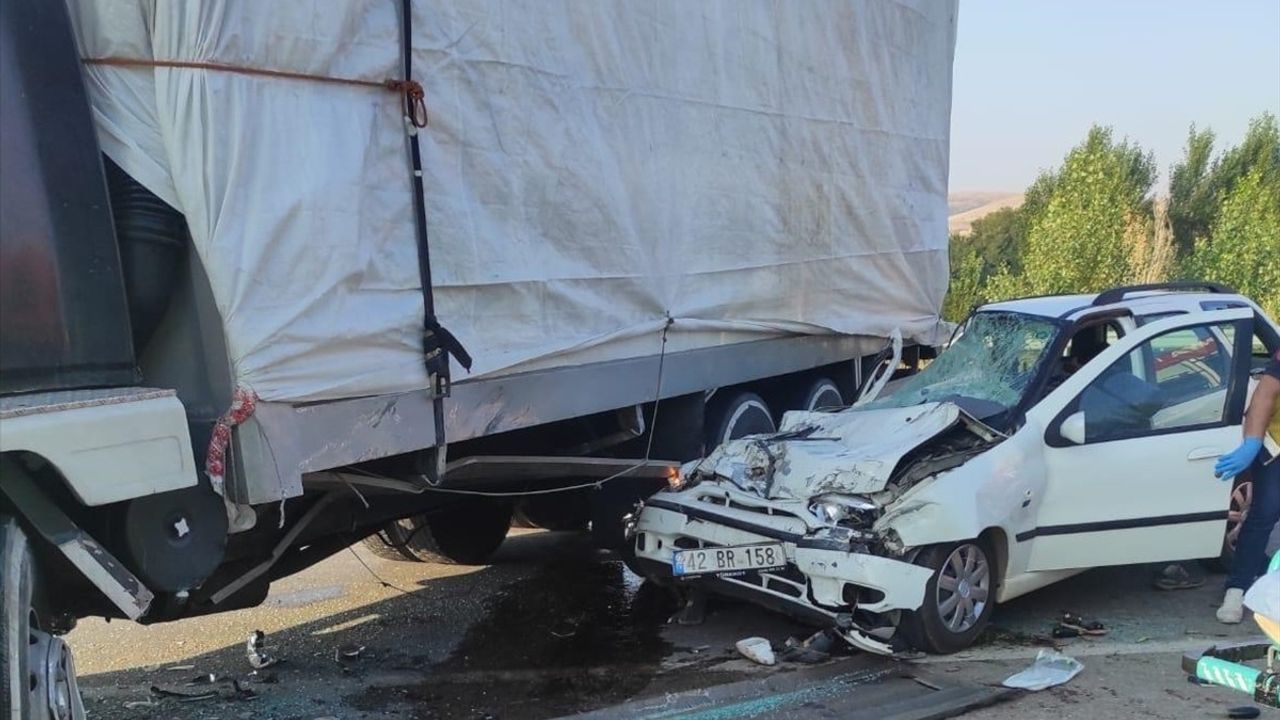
xmin=863 ymin=311 xmax=1060 ymax=412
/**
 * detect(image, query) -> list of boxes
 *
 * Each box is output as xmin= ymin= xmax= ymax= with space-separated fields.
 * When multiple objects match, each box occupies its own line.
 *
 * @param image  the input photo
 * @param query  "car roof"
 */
xmin=978 ymin=289 xmax=1254 ymax=322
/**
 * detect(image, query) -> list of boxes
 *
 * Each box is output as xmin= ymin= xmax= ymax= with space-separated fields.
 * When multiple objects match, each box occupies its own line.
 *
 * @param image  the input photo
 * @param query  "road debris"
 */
xmin=672 ymin=588 xmax=707 ymax=626
xmin=247 ymin=669 xmax=279 ymax=684
xmin=1227 ymin=706 xmax=1262 ymax=719
xmin=150 ymin=685 xmax=218 ymax=703
xmin=246 ymin=629 xmax=280 ymax=669
xmin=1053 ymin=612 xmax=1107 ymax=638
xmin=1002 ymin=649 xmax=1084 ymax=691
xmin=911 ymin=675 xmax=944 ymax=691
xmin=735 ymin=637 xmax=776 ymax=666
xmin=231 ymin=680 xmax=259 ymax=701
xmin=336 ymin=643 xmax=366 ymax=662
xmin=779 ymin=628 xmax=839 ymax=664
xmin=151 ymin=675 xmax=261 ymax=705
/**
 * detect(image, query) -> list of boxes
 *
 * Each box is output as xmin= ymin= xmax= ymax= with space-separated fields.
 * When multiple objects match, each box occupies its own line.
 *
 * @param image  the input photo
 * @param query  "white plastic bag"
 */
xmin=1002 ymin=649 xmax=1084 ymax=691
xmin=1244 ymin=569 xmax=1280 ymax=626
xmin=735 ymin=637 xmax=776 ymax=666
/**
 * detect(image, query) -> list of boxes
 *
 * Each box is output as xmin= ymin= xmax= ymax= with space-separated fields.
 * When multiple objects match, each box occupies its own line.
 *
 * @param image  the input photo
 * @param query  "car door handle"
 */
xmin=1187 ymin=447 xmax=1222 ymax=461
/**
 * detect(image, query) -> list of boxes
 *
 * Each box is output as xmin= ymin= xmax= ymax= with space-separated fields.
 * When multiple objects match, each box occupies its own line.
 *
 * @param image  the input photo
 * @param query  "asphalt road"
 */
xmin=67 ymin=529 xmax=1272 ymax=719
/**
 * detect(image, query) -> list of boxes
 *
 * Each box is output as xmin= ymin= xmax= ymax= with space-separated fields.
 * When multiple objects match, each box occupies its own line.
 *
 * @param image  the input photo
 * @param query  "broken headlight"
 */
xmin=809 ymin=494 xmax=878 ymax=527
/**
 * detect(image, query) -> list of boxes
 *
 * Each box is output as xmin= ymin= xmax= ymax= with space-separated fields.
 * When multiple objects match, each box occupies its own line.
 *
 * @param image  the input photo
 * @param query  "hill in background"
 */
xmin=948 ymin=192 xmax=1024 ymax=235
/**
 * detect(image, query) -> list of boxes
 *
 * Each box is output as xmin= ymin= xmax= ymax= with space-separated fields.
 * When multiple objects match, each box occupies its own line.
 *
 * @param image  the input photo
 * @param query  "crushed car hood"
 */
xmin=692 ymin=402 xmax=998 ymax=500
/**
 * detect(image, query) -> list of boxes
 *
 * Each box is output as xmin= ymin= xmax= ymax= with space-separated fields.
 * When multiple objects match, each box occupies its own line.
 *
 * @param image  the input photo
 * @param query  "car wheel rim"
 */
xmin=936 ymin=544 xmax=990 ymax=634
xmin=1225 ymin=481 xmax=1252 ymax=552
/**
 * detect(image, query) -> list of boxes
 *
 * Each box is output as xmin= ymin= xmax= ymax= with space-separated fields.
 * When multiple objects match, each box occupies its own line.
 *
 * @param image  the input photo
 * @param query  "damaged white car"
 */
xmin=630 ymin=283 xmax=1280 ymax=654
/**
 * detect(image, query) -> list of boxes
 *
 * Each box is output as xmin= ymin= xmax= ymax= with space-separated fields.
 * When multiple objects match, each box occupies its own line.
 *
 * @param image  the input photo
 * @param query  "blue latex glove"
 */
xmin=1215 ymin=437 xmax=1263 ymax=480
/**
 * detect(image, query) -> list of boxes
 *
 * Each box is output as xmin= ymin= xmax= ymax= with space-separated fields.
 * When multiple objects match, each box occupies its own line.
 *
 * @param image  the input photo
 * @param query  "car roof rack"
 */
xmin=1092 ymin=281 xmax=1237 ymax=307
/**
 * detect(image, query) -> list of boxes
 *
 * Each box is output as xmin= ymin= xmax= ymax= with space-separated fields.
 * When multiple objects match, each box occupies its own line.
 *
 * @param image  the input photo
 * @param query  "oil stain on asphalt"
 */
xmin=350 ymin=555 xmax=693 ymax=718
xmin=72 ymin=534 xmax=781 ymax=719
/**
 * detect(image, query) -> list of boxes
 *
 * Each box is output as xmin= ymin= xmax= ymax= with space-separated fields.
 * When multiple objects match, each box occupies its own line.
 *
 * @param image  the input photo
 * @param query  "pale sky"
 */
xmin=950 ymin=0 xmax=1280 ymax=192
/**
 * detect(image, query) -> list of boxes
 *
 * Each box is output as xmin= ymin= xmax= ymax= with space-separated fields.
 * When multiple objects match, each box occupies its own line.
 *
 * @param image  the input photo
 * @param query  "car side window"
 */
xmin=1218 ymin=323 xmax=1276 ymax=373
xmin=1073 ymin=322 xmax=1235 ymax=443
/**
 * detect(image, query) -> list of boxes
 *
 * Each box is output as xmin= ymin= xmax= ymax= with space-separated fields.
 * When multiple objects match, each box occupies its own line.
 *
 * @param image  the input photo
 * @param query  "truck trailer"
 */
xmin=0 ymin=0 xmax=957 ymax=715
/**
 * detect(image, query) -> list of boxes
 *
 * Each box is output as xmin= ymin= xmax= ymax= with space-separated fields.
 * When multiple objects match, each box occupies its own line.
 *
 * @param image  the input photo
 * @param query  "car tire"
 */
xmin=705 ymin=391 xmax=775 ymax=449
xmin=898 ymin=539 xmax=996 ymax=654
xmin=360 ymin=500 xmax=513 ymax=565
xmin=1210 ymin=477 xmax=1252 ymax=573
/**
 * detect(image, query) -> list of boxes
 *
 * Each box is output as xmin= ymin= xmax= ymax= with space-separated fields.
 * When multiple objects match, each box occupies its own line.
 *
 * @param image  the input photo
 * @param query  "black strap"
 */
xmin=399 ymin=0 xmax=471 ymax=465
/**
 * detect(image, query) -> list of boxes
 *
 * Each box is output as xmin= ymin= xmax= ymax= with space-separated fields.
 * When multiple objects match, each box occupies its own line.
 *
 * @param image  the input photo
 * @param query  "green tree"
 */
xmin=993 ymin=126 xmax=1156 ymax=297
xmin=1168 ymin=125 xmax=1217 ymax=256
xmin=944 ymin=205 xmax=1033 ymax=320
xmin=963 ymin=206 xmax=1028 ymax=277
xmin=1169 ymin=113 xmax=1280 ymax=256
xmin=1184 ymin=166 xmax=1280 ymax=317
xmin=943 ymin=244 xmax=986 ymax=322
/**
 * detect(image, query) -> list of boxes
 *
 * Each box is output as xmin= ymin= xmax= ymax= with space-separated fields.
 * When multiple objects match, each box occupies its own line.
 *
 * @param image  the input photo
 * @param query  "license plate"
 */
xmin=672 ymin=543 xmax=785 ymax=577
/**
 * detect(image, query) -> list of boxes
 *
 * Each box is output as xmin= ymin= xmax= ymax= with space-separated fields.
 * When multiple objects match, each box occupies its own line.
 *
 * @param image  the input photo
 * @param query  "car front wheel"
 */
xmin=899 ymin=539 xmax=996 ymax=654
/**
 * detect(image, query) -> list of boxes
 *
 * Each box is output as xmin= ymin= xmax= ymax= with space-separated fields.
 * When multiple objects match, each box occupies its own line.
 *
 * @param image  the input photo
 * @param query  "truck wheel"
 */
xmin=361 ymin=519 xmax=424 ymax=562
xmin=800 ymin=377 xmax=843 ymax=411
xmin=515 ymin=492 xmax=589 ymax=532
xmin=0 ymin=515 xmax=33 ymax=719
xmin=898 ymin=539 xmax=995 ymax=654
xmin=361 ymin=500 xmax=513 ymax=565
xmin=705 ymin=391 xmax=775 ymax=448
xmin=1 ymin=515 xmax=81 ymax=720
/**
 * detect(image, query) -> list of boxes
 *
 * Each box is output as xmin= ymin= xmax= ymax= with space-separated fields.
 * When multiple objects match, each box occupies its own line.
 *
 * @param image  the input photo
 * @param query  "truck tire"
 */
xmin=800 ymin=377 xmax=843 ymax=411
xmin=0 ymin=515 xmax=33 ymax=719
xmin=361 ymin=500 xmax=513 ymax=565
xmin=361 ymin=519 xmax=424 ymax=562
xmin=515 ymin=493 xmax=589 ymax=532
xmin=0 ymin=515 xmax=73 ymax=719
xmin=705 ymin=391 xmax=775 ymax=449
xmin=898 ymin=539 xmax=996 ymax=654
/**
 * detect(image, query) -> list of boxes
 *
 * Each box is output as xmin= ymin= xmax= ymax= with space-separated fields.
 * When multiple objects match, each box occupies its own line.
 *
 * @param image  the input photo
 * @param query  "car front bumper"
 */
xmin=632 ymin=491 xmax=934 ymax=622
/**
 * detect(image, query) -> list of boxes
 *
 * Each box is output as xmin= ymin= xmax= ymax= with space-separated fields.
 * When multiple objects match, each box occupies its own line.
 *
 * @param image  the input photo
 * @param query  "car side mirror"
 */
xmin=1060 ymin=411 xmax=1087 ymax=445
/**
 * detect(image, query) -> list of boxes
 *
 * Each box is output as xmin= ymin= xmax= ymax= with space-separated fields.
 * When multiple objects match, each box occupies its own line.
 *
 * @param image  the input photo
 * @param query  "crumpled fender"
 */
xmin=875 ymin=421 xmax=1046 ymax=551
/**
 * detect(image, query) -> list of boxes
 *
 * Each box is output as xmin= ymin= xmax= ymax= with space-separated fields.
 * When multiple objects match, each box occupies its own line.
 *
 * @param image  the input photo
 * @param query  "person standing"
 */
xmin=1215 ymin=349 xmax=1280 ymax=624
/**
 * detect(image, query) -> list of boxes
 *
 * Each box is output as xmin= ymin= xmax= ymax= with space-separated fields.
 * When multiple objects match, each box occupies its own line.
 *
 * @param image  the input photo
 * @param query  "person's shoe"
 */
xmin=1216 ymin=588 xmax=1245 ymax=624
xmin=1154 ymin=563 xmax=1205 ymax=591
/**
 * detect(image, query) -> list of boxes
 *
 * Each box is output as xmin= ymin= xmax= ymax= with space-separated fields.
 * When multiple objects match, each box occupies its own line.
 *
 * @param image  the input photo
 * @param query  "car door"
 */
xmin=1021 ymin=308 xmax=1254 ymax=572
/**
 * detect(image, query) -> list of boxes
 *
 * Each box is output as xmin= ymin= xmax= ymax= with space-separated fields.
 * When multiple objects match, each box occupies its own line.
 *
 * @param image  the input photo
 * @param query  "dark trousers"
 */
xmin=1228 ymin=452 xmax=1280 ymax=591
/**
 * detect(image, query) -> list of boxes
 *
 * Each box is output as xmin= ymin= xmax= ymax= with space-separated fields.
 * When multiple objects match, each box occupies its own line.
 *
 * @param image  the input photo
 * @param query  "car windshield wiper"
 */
xmin=766 ymin=426 xmax=841 ymax=442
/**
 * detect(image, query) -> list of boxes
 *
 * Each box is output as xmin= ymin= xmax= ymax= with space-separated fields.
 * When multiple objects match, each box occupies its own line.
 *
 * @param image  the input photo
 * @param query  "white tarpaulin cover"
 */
xmin=68 ymin=0 xmax=957 ymax=403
